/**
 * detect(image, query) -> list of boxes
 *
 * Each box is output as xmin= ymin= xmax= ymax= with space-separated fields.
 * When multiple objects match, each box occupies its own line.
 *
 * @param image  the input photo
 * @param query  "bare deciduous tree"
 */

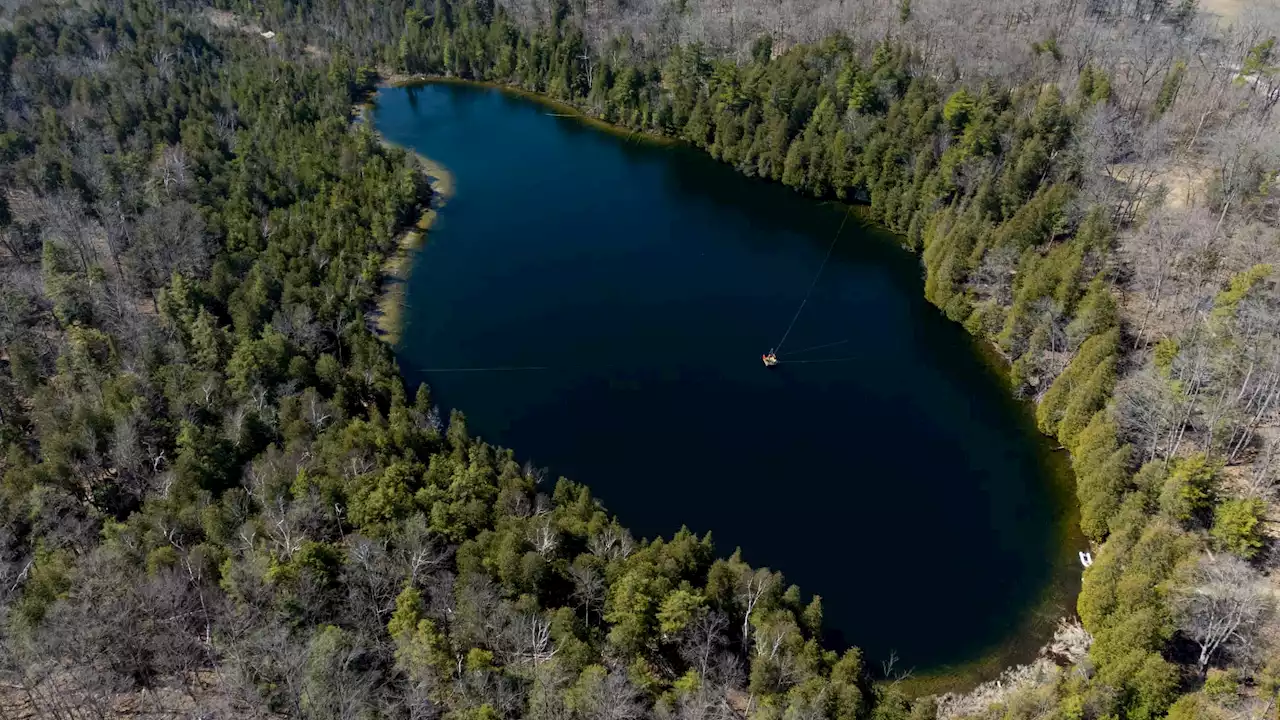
xmin=1174 ymin=552 xmax=1272 ymax=672
xmin=123 ymin=201 xmax=210 ymax=300
xmin=573 ymin=667 xmax=646 ymax=720
xmin=679 ymin=610 xmax=729 ymax=679
xmin=737 ymin=568 xmax=776 ymax=651
xmin=570 ymin=562 xmax=605 ymax=624
xmin=1124 ymin=206 xmax=1214 ymax=347
xmin=587 ymin=524 xmax=634 ymax=561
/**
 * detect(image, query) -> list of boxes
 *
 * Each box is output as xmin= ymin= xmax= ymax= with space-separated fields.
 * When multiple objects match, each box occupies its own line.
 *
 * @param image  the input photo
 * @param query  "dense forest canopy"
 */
xmin=1 ymin=0 xmax=1280 ymax=717
xmin=0 ymin=2 xmax=901 ymax=719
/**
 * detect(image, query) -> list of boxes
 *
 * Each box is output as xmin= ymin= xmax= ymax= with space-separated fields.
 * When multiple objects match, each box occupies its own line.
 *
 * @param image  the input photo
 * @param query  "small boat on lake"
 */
xmin=762 ymin=351 xmax=778 ymax=367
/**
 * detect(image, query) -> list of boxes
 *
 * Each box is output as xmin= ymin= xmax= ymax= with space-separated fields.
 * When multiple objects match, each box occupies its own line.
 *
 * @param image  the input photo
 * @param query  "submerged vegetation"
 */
xmin=1 ymin=0 xmax=1280 ymax=716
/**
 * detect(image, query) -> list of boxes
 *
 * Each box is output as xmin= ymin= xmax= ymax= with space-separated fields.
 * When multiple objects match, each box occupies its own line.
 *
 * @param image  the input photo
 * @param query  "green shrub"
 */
xmin=1211 ymin=498 xmax=1266 ymax=559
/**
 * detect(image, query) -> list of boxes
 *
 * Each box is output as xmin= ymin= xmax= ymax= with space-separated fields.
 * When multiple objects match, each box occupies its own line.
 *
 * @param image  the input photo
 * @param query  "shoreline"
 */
xmin=883 ymin=307 xmax=1085 ymax=697
xmin=363 ymin=78 xmax=1085 ymax=699
xmin=359 ymin=101 xmax=456 ymax=344
xmin=379 ymin=73 xmax=679 ymax=148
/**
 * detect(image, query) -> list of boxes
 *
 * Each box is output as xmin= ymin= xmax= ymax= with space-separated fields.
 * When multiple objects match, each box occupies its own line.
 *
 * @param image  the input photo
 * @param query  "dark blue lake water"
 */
xmin=374 ymin=82 xmax=1080 ymax=680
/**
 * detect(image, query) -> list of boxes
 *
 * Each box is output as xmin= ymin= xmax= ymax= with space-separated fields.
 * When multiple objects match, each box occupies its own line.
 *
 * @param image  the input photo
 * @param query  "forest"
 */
xmin=0 ymin=1 xmax=915 ymax=719
xmin=2 ymin=0 xmax=1280 ymax=717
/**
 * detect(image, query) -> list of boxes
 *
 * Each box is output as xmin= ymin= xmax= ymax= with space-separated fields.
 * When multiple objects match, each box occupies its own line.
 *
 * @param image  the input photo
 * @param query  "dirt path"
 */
xmin=203 ymin=8 xmax=327 ymax=59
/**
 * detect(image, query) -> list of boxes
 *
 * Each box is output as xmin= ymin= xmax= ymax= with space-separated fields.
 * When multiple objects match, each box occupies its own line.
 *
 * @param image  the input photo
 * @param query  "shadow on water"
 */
xmin=374 ymin=81 xmax=1085 ymax=693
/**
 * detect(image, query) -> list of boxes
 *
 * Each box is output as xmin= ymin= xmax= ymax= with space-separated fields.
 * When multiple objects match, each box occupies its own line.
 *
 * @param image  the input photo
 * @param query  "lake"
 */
xmin=374 ymin=82 xmax=1082 ymax=684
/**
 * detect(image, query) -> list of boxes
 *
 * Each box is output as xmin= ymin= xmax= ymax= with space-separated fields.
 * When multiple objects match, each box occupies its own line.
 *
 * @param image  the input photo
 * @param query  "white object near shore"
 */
xmin=1079 ymin=551 xmax=1094 ymax=568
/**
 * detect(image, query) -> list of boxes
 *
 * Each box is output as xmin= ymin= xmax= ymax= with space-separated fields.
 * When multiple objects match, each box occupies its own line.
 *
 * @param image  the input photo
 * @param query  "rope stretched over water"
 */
xmin=416 ymin=365 xmax=551 ymax=373
xmin=776 ymin=355 xmax=860 ymax=365
xmin=781 ymin=339 xmax=849 ymax=357
xmin=417 ymin=352 xmax=861 ymax=372
xmin=775 ymin=207 xmax=852 ymax=354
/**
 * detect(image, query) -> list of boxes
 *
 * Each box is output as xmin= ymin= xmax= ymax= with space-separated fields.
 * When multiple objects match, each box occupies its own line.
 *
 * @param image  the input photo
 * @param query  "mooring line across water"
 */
xmin=781 ymin=339 xmax=850 ymax=357
xmin=777 ymin=355 xmax=861 ymax=365
xmin=774 ymin=207 xmax=853 ymax=354
xmin=416 ymin=365 xmax=552 ymax=373
xmin=416 ymin=349 xmax=862 ymax=374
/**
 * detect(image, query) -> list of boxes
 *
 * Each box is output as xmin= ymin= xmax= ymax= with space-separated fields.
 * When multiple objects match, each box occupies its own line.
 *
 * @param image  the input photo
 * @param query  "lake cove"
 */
xmin=374 ymin=82 xmax=1083 ymax=687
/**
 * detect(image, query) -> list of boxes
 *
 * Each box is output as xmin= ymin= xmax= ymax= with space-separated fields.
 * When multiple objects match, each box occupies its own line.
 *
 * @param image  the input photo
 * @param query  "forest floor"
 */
xmin=203 ymin=8 xmax=327 ymax=59
xmin=1200 ymin=0 xmax=1279 ymax=21
xmin=0 ymin=669 xmax=244 ymax=720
